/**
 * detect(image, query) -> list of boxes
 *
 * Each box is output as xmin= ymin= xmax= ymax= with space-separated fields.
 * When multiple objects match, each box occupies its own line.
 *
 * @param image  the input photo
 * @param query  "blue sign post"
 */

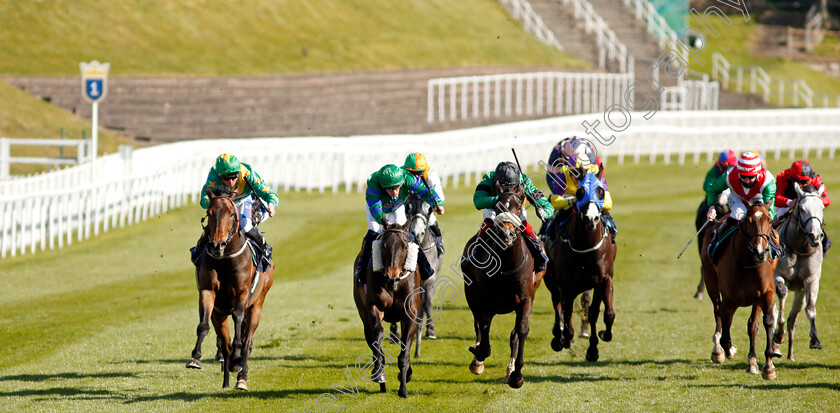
xmin=79 ymin=60 xmax=109 ymax=166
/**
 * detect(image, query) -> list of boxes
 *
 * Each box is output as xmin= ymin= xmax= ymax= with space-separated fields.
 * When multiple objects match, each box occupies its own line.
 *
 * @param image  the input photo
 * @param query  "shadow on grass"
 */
xmin=687 ymin=382 xmax=840 ymax=391
xmin=124 ymin=387 xmax=344 ymax=403
xmin=1 ymin=372 xmax=136 ymax=382
xmin=527 ymin=358 xmax=698 ymax=368
xmin=0 ymin=387 xmax=125 ymax=400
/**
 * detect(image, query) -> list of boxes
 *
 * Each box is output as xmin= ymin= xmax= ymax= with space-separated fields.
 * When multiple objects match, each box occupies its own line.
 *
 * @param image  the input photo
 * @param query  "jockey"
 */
xmin=474 ymin=161 xmax=554 ymax=273
xmin=545 ymin=141 xmax=615 ymax=243
xmin=698 ymin=149 xmax=737 ymax=217
xmin=403 ymin=152 xmax=446 ymax=254
xmin=774 ymin=160 xmax=831 ymax=255
xmin=705 ymin=151 xmax=777 ymax=263
xmin=356 ymin=164 xmax=444 ymax=285
xmin=194 ymin=153 xmax=278 ymax=261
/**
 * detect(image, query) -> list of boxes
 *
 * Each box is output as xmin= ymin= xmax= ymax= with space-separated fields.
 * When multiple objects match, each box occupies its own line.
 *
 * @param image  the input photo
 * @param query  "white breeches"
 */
xmin=483 ymin=207 xmax=527 ymax=221
xmin=235 ymin=196 xmax=270 ymax=232
xmin=366 ymin=205 xmax=407 ymax=234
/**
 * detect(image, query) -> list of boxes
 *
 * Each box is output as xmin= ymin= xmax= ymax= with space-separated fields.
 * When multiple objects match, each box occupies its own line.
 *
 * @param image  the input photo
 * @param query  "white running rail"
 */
xmin=3 ymin=109 xmax=840 ymax=258
xmin=427 ymin=72 xmax=634 ymax=123
xmin=498 ymin=0 xmax=565 ymax=51
xmin=804 ymin=4 xmax=824 ymax=52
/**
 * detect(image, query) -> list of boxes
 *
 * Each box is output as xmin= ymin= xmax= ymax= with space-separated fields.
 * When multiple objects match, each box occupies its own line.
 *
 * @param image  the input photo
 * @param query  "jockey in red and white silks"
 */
xmin=707 ymin=151 xmax=777 ymax=221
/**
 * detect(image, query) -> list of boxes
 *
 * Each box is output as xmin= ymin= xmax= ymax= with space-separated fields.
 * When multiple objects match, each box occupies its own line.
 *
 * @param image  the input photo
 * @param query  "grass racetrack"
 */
xmin=1 ymin=155 xmax=839 ymax=412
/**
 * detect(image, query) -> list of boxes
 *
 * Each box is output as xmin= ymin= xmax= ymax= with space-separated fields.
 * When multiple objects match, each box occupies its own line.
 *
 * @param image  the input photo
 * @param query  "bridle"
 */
xmin=739 ymin=213 xmax=772 ymax=263
xmin=204 ymin=195 xmax=244 ymax=259
xmin=381 ymin=228 xmax=416 ymax=284
xmin=791 ymin=193 xmax=825 ymax=234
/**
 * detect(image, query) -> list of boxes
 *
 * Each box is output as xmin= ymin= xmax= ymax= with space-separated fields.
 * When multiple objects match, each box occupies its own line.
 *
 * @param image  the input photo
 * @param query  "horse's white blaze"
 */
xmin=754 ymin=211 xmax=763 ymax=218
xmin=584 ymin=202 xmax=599 ymax=221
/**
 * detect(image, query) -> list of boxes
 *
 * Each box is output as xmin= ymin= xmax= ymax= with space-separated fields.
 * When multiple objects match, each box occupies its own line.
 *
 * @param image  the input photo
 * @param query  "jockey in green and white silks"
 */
xmin=705 ymin=151 xmax=778 ymax=263
xmin=474 ymin=161 xmax=554 ymax=273
xmin=194 ymin=153 xmax=279 ymax=261
xmin=355 ymin=164 xmax=444 ymax=284
xmin=403 ymin=152 xmax=446 ymax=254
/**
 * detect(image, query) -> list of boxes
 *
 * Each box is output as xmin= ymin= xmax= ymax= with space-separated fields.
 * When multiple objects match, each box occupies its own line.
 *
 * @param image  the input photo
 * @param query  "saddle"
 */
xmin=708 ymin=222 xmax=782 ymax=263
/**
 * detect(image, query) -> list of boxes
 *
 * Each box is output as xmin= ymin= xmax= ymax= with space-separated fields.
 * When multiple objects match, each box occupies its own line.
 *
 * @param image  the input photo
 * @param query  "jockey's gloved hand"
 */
xmin=536 ymin=206 xmax=548 ymax=221
xmin=706 ymin=207 xmax=716 ymax=221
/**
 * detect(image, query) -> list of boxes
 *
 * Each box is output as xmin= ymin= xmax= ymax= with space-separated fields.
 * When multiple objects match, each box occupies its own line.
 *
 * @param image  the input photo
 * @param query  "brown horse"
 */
xmin=693 ymin=189 xmax=731 ymax=299
xmin=700 ymin=202 xmax=779 ymax=379
xmin=353 ymin=222 xmax=422 ymax=398
xmin=461 ymin=187 xmax=541 ymax=388
xmin=186 ymin=187 xmax=274 ymax=390
xmin=545 ymin=172 xmax=616 ymax=362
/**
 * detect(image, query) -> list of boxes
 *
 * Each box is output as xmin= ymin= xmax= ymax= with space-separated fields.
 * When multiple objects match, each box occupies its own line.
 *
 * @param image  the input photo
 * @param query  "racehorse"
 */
xmin=694 ymin=189 xmax=731 ymax=299
xmin=353 ymin=222 xmax=422 ymax=398
xmin=186 ymin=187 xmax=274 ymax=390
xmin=545 ymin=173 xmax=616 ymax=362
xmin=461 ymin=186 xmax=541 ymax=388
xmin=406 ymin=193 xmax=442 ymax=358
xmin=772 ymin=183 xmax=826 ymax=361
xmin=700 ymin=201 xmax=779 ymax=379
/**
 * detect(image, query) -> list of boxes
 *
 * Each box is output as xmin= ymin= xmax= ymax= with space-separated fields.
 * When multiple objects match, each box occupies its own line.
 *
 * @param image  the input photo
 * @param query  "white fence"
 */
xmin=804 ymin=3 xmax=824 ymax=52
xmin=498 ymin=0 xmax=564 ymax=51
xmin=2 ymin=109 xmax=840 ymax=258
xmin=661 ymin=79 xmax=720 ymax=111
xmin=427 ymin=72 xmax=634 ymax=123
xmin=0 ymin=138 xmax=89 ymax=179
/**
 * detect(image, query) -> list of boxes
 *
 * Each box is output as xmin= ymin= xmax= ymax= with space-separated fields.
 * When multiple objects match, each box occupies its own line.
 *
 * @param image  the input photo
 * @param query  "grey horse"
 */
xmin=773 ymin=182 xmax=826 ymax=361
xmin=406 ymin=193 xmax=442 ymax=358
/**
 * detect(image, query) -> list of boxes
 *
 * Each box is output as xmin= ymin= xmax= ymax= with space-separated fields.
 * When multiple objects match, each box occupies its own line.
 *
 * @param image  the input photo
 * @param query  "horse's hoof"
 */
xmin=746 ymin=362 xmax=759 ymax=375
xmin=215 ymin=354 xmax=224 ymax=362
xmin=406 ymin=366 xmax=413 ymax=383
xmin=580 ymin=330 xmax=590 ymax=338
xmin=398 ymin=387 xmax=407 ymax=398
xmin=726 ymin=345 xmax=738 ymax=359
xmin=372 ymin=372 xmax=386 ymax=383
xmin=762 ymin=368 xmax=777 ymax=380
xmin=550 ymin=337 xmax=564 ymax=352
xmin=586 ymin=347 xmax=599 ymax=362
xmin=379 ymin=383 xmax=387 ymax=393
xmin=771 ymin=346 xmax=783 ymax=358
xmin=693 ymin=292 xmax=703 ymax=300
xmin=185 ymin=359 xmax=202 ymax=369
xmin=810 ymin=338 xmax=822 ymax=349
xmin=773 ymin=331 xmax=785 ymax=344
xmin=598 ymin=330 xmax=612 ymax=342
xmin=507 ymin=371 xmax=524 ymax=389
xmin=235 ymin=379 xmax=249 ymax=391
xmin=711 ymin=352 xmax=725 ymax=364
xmin=469 ymin=359 xmax=485 ymax=375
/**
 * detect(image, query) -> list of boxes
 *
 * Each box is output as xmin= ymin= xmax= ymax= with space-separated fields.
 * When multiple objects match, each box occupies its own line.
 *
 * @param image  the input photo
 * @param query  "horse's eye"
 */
xmin=596 ymin=187 xmax=605 ymax=200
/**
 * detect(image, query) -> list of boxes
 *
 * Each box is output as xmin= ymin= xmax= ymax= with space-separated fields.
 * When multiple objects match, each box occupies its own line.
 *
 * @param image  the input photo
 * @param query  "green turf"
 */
xmin=1 ymin=155 xmax=839 ymax=412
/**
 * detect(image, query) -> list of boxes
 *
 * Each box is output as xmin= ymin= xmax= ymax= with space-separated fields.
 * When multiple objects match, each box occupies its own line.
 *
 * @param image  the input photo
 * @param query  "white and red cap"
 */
xmin=735 ymin=151 xmax=762 ymax=176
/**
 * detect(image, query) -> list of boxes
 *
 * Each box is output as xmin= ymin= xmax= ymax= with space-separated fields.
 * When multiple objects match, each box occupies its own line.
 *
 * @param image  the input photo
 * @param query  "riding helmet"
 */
xmin=494 ymin=162 xmax=521 ymax=187
xmin=735 ymin=152 xmax=762 ymax=177
xmin=403 ymin=153 xmax=429 ymax=174
xmin=378 ymin=164 xmax=404 ymax=188
xmin=215 ymin=153 xmax=241 ymax=176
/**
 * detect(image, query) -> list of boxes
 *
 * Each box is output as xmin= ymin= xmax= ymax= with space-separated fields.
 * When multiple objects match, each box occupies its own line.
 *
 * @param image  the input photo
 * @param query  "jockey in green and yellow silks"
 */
xmin=403 ymin=152 xmax=446 ymax=254
xmin=192 ymin=153 xmax=279 ymax=263
xmin=355 ymin=164 xmax=444 ymax=285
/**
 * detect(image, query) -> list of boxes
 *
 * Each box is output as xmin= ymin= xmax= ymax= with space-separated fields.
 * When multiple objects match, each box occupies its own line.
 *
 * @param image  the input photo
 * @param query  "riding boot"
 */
xmin=355 ymin=230 xmax=379 ymax=284
xmin=429 ymin=222 xmax=445 ymax=254
xmin=190 ymin=231 xmax=209 ymax=265
xmin=417 ymin=245 xmax=435 ymax=280
xmin=823 ymin=231 xmax=832 ymax=257
xmin=707 ymin=217 xmax=737 ymax=265
xmin=247 ymin=226 xmax=272 ymax=262
xmin=602 ymin=212 xmax=618 ymax=243
xmin=523 ymin=221 xmax=548 ymax=273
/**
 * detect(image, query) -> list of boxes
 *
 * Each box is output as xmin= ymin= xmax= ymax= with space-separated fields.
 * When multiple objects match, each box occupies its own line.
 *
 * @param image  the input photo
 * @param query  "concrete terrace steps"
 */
xmin=529 ymin=0 xmax=601 ymax=69
xmin=6 ymin=67 xmax=578 ymax=142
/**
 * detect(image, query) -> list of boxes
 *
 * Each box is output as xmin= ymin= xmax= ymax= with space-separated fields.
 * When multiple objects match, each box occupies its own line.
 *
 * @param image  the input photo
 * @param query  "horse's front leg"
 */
xmin=787 ymin=290 xmax=806 ymax=361
xmin=235 ymin=303 xmax=264 ymax=391
xmin=187 ymin=290 xmax=215 ymax=369
xmin=773 ymin=276 xmax=789 ymax=351
xmin=398 ymin=314 xmax=418 ymax=398
xmin=507 ymin=296 xmax=532 ymax=389
xmin=761 ymin=293 xmax=778 ymax=380
xmin=229 ymin=299 xmax=247 ymax=373
xmin=549 ymin=281 xmax=565 ymax=352
xmin=468 ymin=311 xmax=490 ymax=375
xmin=367 ymin=306 xmax=387 ymax=391
xmin=720 ymin=301 xmax=738 ymax=360
xmin=559 ymin=291 xmax=575 ymax=349
xmin=746 ymin=304 xmax=761 ymax=375
xmin=805 ymin=278 xmax=822 ymax=350
xmin=579 ymin=289 xmax=592 ymax=338
xmin=586 ymin=287 xmax=603 ymax=362
xmin=211 ymin=312 xmax=232 ymax=388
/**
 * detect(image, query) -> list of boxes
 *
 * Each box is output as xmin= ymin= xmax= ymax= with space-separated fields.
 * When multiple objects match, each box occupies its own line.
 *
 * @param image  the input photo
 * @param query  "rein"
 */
xmin=784 ymin=194 xmax=823 ymax=256
xmin=557 ymin=212 xmax=607 ymax=253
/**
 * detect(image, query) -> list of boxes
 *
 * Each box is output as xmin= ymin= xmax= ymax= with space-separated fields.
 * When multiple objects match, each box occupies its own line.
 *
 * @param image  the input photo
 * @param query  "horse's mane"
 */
xmin=801 ymin=183 xmax=817 ymax=193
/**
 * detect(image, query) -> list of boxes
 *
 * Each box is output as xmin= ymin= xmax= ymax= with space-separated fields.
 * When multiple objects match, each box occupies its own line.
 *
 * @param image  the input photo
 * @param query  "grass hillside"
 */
xmin=688 ymin=16 xmax=840 ymax=105
xmin=1 ymin=156 xmax=839 ymax=411
xmin=0 ymin=0 xmax=583 ymax=76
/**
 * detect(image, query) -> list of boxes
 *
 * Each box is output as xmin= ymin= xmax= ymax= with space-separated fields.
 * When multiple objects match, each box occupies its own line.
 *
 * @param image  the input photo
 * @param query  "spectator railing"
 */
xmin=563 ymin=0 xmax=631 ymax=73
xmin=498 ymin=0 xmax=565 ymax=51
xmin=3 ymin=108 xmax=840 ymax=258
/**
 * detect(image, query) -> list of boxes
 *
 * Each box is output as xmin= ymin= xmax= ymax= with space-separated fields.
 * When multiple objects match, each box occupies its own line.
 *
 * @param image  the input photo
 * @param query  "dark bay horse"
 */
xmin=462 ymin=186 xmax=541 ymax=388
xmin=186 ymin=187 xmax=274 ymax=391
xmin=545 ymin=173 xmax=616 ymax=362
xmin=353 ymin=222 xmax=422 ymax=398
xmin=700 ymin=202 xmax=779 ymax=379
xmin=406 ymin=193 xmax=442 ymax=358
xmin=773 ymin=183 xmax=826 ymax=361
xmin=694 ymin=188 xmax=731 ymax=299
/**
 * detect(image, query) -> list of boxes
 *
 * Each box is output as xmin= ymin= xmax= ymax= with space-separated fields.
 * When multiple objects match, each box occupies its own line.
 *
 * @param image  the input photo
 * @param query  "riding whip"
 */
xmin=511 ymin=147 xmax=546 ymax=223
xmin=677 ymin=219 xmax=712 ymax=259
